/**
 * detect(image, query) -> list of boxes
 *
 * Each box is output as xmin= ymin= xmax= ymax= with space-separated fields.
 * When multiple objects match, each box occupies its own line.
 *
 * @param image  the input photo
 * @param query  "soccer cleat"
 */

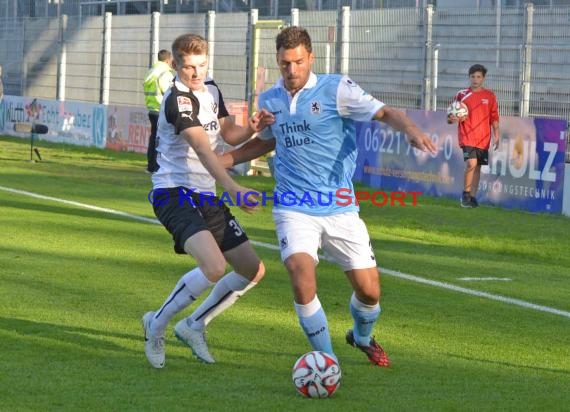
xmin=142 ymin=311 xmax=165 ymax=368
xmin=470 ymin=197 xmax=479 ymax=208
xmin=174 ymin=319 xmax=215 ymax=364
xmin=345 ymin=329 xmax=391 ymax=367
xmin=460 ymin=192 xmax=473 ymax=208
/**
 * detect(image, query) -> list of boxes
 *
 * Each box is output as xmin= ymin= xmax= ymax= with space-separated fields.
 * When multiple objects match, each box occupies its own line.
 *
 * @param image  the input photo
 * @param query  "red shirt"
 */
xmin=454 ymin=87 xmax=499 ymax=149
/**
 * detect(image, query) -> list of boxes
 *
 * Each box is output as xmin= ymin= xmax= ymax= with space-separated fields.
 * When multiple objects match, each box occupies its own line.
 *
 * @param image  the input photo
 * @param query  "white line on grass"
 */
xmin=2 ymin=185 xmax=569 ymax=319
xmin=459 ymin=277 xmax=512 ymax=281
xmin=0 ymin=185 xmax=160 ymax=225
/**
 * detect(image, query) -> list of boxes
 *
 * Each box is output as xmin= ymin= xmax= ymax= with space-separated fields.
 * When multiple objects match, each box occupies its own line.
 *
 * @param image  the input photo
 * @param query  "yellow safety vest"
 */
xmin=143 ymin=61 xmax=173 ymax=112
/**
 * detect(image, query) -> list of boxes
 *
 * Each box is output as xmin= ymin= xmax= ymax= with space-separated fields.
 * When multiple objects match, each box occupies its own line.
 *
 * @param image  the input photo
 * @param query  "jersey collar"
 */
xmin=277 ymin=72 xmax=317 ymax=92
xmin=174 ymin=76 xmax=212 ymax=93
xmin=174 ymin=77 xmax=191 ymax=93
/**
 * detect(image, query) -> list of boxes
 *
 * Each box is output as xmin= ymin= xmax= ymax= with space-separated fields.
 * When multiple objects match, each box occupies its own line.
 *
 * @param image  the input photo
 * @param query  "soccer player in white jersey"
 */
xmin=142 ymin=33 xmax=273 ymax=368
xmin=221 ymin=26 xmax=436 ymax=367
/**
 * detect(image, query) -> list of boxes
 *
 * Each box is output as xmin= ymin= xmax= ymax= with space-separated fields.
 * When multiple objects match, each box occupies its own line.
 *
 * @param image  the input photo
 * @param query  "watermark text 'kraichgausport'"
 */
xmin=148 ymin=187 xmax=422 ymax=207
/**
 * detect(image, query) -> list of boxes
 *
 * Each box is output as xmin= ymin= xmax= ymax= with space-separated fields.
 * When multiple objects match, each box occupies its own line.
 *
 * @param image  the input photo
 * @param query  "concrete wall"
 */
xmin=1 ymin=6 xmax=570 ymax=120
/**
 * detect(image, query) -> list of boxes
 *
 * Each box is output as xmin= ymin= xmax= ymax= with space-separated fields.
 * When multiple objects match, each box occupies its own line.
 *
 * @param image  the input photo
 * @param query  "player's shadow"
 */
xmin=0 ymin=316 xmax=183 ymax=363
xmin=0 ymin=316 xmax=135 ymax=353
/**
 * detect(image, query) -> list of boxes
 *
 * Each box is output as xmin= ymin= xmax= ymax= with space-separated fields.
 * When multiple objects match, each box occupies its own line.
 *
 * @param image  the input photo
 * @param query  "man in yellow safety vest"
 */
xmin=143 ymin=50 xmax=174 ymax=173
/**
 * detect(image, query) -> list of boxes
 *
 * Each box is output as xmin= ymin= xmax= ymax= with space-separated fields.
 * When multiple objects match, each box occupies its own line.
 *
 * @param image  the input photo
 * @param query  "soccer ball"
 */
xmin=447 ymin=101 xmax=469 ymax=119
xmin=292 ymin=351 xmax=341 ymax=398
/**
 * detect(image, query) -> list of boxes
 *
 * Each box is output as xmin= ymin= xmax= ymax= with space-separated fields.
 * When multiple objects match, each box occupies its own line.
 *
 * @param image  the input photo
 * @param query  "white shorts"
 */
xmin=272 ymin=209 xmax=377 ymax=271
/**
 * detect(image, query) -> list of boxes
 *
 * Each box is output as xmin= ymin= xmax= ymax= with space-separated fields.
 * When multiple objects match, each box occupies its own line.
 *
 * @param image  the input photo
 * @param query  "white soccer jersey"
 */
xmin=152 ymin=77 xmax=229 ymax=192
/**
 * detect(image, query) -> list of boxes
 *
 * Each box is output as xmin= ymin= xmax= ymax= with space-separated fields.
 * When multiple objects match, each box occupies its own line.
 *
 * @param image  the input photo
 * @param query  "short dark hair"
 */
xmin=275 ymin=26 xmax=312 ymax=54
xmin=158 ymin=49 xmax=171 ymax=62
xmin=469 ymin=64 xmax=487 ymax=77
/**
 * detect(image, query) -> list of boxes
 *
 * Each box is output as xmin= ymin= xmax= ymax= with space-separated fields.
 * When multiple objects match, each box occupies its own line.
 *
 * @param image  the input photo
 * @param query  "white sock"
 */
xmin=150 ymin=267 xmax=214 ymax=335
xmin=187 ymin=271 xmax=257 ymax=331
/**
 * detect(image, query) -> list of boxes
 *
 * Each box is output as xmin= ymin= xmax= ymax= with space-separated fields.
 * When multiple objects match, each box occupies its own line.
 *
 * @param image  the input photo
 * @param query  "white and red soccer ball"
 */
xmin=292 ymin=351 xmax=341 ymax=398
xmin=447 ymin=101 xmax=469 ymax=119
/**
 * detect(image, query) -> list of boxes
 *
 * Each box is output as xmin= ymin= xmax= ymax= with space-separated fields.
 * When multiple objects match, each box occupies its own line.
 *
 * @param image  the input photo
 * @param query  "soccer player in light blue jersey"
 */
xmin=222 ymin=26 xmax=436 ymax=367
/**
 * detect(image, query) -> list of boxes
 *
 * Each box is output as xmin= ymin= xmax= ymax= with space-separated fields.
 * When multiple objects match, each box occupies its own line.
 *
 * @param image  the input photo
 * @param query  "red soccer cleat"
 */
xmin=346 ymin=329 xmax=391 ymax=367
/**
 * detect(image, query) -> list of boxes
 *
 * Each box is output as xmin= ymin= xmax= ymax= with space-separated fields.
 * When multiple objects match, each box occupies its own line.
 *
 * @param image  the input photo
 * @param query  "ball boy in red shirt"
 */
xmin=448 ymin=64 xmax=500 ymax=208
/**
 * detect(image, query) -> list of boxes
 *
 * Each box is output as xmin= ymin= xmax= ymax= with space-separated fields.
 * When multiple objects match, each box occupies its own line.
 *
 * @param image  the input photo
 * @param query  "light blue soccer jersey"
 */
xmin=258 ymin=73 xmax=384 ymax=216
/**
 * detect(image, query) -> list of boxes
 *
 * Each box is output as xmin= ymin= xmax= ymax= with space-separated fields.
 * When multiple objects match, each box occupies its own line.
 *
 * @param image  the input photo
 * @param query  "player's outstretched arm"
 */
xmin=220 ymin=109 xmax=275 ymax=146
xmin=219 ymin=136 xmax=276 ymax=169
xmin=373 ymin=106 xmax=437 ymax=154
xmin=182 ymin=126 xmax=259 ymax=213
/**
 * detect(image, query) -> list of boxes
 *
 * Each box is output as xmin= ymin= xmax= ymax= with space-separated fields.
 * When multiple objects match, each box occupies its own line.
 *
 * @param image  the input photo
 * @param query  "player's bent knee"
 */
xmin=201 ymin=260 xmax=228 ymax=281
xmin=250 ymin=261 xmax=265 ymax=283
xmin=240 ymin=260 xmax=265 ymax=282
xmin=229 ymin=249 xmax=265 ymax=280
xmin=354 ymin=287 xmax=380 ymax=305
xmin=360 ymin=293 xmax=380 ymax=306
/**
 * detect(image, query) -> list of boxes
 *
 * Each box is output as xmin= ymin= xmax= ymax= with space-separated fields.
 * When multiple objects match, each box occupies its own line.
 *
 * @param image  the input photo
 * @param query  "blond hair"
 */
xmin=171 ymin=33 xmax=208 ymax=65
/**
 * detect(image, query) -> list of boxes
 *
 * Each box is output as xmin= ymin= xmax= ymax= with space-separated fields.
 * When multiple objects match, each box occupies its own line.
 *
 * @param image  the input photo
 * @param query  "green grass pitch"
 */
xmin=1 ymin=136 xmax=569 ymax=411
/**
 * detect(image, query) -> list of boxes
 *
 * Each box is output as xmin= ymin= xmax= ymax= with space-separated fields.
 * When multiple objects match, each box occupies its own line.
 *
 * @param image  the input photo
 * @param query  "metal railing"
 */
xmin=1 ymin=5 xmax=569 ymax=121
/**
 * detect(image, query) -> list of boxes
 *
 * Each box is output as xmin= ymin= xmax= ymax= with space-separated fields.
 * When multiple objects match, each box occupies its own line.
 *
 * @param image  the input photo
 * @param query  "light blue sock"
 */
xmin=295 ymin=295 xmax=334 ymax=357
xmin=349 ymin=293 xmax=381 ymax=346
